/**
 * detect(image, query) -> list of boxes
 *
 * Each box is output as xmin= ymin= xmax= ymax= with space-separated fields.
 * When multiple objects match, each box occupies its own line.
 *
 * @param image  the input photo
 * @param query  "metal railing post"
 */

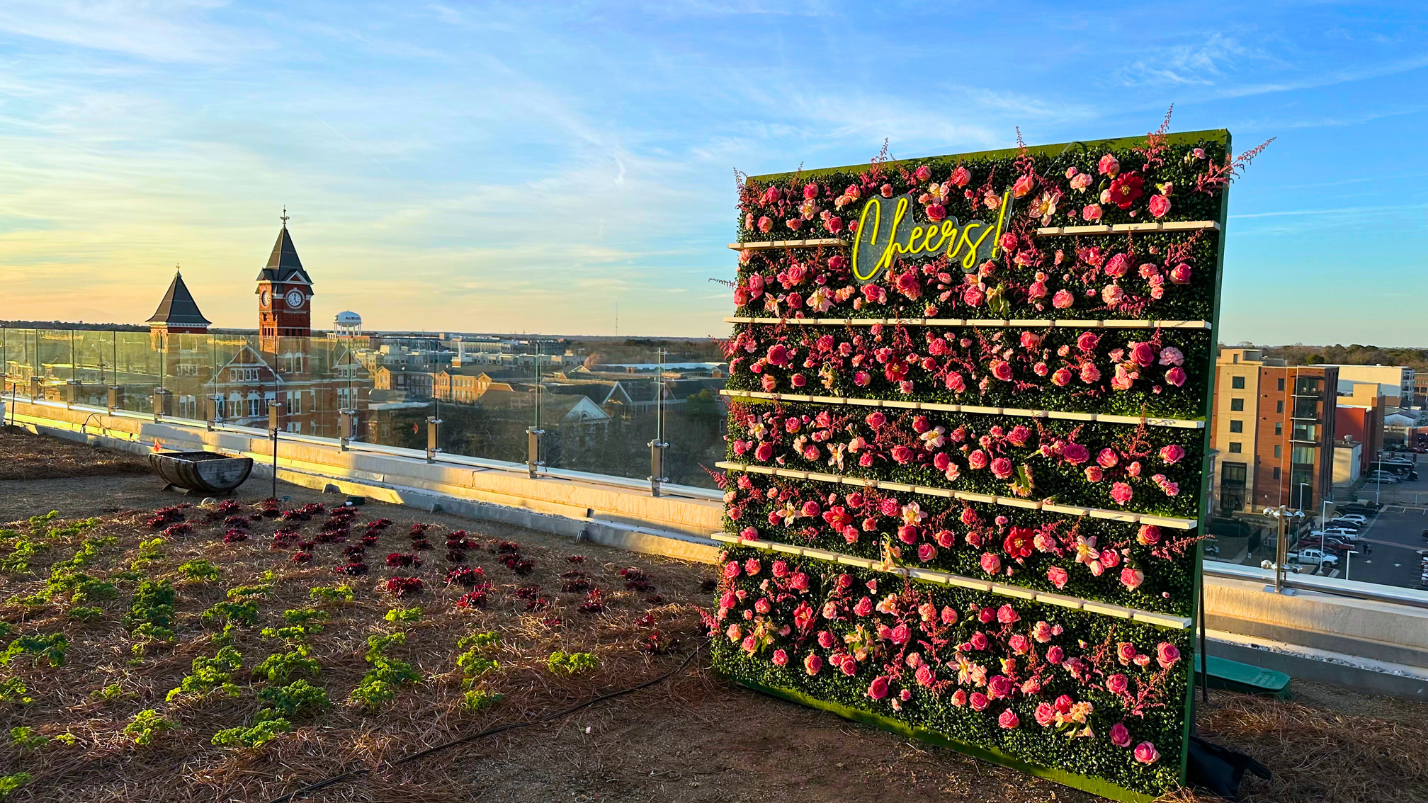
xmin=649 ymin=437 xmax=669 ymax=497
xmin=426 ymin=415 xmax=441 ymax=463
xmin=152 ymin=388 xmax=172 ymax=422
xmin=340 ymin=409 xmax=355 ymax=451
xmin=268 ymin=401 xmax=284 ymax=500
xmin=526 ymin=426 xmax=544 ymax=478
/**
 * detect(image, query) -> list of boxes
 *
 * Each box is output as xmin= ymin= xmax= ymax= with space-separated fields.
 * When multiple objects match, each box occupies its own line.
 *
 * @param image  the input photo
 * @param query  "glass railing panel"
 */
xmin=1 ymin=328 xmax=38 ymax=398
xmin=435 ymin=336 xmax=541 ymax=464
xmin=652 ymin=340 xmax=727 ymax=490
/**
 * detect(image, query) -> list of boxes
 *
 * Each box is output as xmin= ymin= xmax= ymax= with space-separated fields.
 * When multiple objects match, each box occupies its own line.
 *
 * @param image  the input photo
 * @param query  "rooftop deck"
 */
xmin=0 ymin=426 xmax=1424 ymax=803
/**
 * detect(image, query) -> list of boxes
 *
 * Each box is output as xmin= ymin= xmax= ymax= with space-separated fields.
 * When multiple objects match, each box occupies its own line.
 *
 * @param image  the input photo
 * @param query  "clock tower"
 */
xmin=257 ymin=209 xmax=314 ymax=354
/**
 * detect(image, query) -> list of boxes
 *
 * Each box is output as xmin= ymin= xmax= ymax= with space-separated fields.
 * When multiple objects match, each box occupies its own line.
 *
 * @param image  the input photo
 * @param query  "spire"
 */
xmin=256 ymin=209 xmax=313 ymax=286
xmin=147 ymin=268 xmax=211 ymax=327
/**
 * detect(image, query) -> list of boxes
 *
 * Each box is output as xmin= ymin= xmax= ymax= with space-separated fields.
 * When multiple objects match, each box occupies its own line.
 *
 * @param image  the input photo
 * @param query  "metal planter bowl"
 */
xmin=149 ymin=451 xmax=253 ymax=494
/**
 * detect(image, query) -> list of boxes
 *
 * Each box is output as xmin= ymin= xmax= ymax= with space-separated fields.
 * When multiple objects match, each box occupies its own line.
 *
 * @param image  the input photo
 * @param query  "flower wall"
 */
xmin=715 ymin=128 xmax=1235 ymax=801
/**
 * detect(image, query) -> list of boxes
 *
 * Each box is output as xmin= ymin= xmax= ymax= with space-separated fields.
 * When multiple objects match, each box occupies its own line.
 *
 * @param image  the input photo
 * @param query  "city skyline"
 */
xmin=0 ymin=2 xmax=1425 ymax=343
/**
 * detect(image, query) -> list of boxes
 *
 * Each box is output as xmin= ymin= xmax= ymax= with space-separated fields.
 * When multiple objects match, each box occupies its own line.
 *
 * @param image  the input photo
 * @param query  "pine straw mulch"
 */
xmin=0 ymin=497 xmax=712 ymax=803
xmin=0 ymin=426 xmax=150 ymax=481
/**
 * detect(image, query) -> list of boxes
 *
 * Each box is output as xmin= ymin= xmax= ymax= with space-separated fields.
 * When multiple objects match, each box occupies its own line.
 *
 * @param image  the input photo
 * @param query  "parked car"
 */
xmin=1298 ymin=539 xmax=1355 ymax=556
xmin=1287 ymin=548 xmax=1338 ymax=567
xmin=1310 ymin=528 xmax=1360 ymax=541
xmin=1326 ymin=519 xmax=1364 ymax=531
xmin=1340 ymin=504 xmax=1380 ymax=515
xmin=1331 ymin=514 xmax=1368 ymax=524
xmin=1367 ymin=472 xmax=1400 ymax=484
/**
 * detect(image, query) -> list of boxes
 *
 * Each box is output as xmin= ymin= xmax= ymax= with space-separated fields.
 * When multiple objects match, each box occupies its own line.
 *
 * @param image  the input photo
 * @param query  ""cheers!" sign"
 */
xmin=850 ymin=190 xmax=1013 ymax=283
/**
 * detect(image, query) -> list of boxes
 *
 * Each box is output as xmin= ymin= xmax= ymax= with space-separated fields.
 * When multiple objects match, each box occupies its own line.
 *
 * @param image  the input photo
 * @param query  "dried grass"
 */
xmin=0 ymin=427 xmax=149 ymax=481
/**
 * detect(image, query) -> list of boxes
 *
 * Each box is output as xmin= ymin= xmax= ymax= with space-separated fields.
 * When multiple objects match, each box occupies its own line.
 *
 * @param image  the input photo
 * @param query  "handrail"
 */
xmin=1204 ymin=559 xmax=1428 ymax=610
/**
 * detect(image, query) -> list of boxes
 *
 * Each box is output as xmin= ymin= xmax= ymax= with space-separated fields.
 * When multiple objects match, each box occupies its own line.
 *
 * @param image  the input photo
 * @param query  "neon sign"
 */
xmin=850 ymin=190 xmax=1012 ymax=283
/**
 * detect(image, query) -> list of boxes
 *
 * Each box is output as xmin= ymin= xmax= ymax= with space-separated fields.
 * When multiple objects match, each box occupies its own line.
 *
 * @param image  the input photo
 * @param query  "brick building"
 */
xmin=1211 ymin=348 xmax=1338 ymax=515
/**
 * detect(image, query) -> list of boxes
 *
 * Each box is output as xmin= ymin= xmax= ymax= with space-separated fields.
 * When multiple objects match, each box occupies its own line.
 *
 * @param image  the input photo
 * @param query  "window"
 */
xmin=1293 ymin=422 xmax=1319 ymax=442
xmin=1277 ymin=378 xmax=1285 ymax=391
xmin=1230 ymin=398 xmax=1244 ymax=411
xmin=1229 ymin=420 xmax=1243 ymax=433
xmin=1229 ymin=442 xmax=1242 ymax=453
xmin=286 ymin=391 xmax=302 ymax=415
xmin=1294 ymin=396 xmax=1319 ymax=419
xmin=1295 ymin=376 xmax=1323 ymax=395
xmin=1275 ymin=422 xmax=1283 ymax=435
xmin=1276 ymin=400 xmax=1284 ymax=414
xmin=1291 ymin=445 xmax=1316 ymax=465
xmin=1273 ymin=467 xmax=1281 ymax=479
xmin=1231 ymin=376 xmax=1246 ymax=389
xmin=1273 ymin=445 xmax=1281 ymax=458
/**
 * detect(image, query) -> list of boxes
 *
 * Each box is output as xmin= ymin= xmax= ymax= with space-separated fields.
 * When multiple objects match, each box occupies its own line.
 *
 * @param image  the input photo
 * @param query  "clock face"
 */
xmin=260 ymin=290 xmax=271 ymax=307
xmin=285 ymin=289 xmax=304 ymax=309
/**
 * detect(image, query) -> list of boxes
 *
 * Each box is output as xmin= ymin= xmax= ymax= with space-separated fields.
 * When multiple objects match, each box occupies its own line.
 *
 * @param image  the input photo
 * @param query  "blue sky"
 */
xmin=0 ymin=1 xmax=1424 ymax=345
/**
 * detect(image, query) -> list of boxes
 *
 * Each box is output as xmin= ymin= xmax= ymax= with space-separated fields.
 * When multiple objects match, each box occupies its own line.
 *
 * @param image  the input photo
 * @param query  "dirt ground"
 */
xmin=1 ymin=428 xmax=1425 ymax=803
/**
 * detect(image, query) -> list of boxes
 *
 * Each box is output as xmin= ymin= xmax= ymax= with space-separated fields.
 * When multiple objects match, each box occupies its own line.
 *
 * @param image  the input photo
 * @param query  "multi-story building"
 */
xmin=1335 ymin=381 xmax=1385 ymax=475
xmin=1211 ymin=349 xmax=1337 ymax=516
xmin=1320 ymin=364 xmax=1415 ymax=408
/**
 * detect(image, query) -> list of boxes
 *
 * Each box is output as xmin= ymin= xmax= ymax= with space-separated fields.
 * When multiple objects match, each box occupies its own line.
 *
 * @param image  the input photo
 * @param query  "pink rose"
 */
xmin=1159 ymin=444 xmax=1186 ymax=464
xmin=1111 ymin=482 xmax=1134 ymax=506
xmin=1157 ymin=642 xmax=1181 ymax=668
xmin=1165 ymin=366 xmax=1186 ymax=387
xmin=757 ymin=216 xmax=773 ymax=233
xmin=1149 ymin=195 xmax=1171 ymax=218
xmin=1110 ymin=722 xmax=1131 ymax=748
xmin=1131 ymin=342 xmax=1156 ymax=368
xmin=723 ymin=561 xmax=741 ymax=579
xmin=1012 ymin=174 xmax=1035 ymax=198
xmin=804 ymin=653 xmax=822 ymax=675
xmin=991 ymin=360 xmax=1013 ymax=382
xmin=915 ymin=664 xmax=935 ymax=687
xmin=917 ymin=543 xmax=937 ymax=562
xmin=744 ymin=558 xmax=761 ymax=576
xmin=1120 ymin=566 xmax=1144 ymax=589
xmin=1052 ymin=289 xmax=1074 ymax=309
xmin=963 ymin=285 xmax=985 ymax=307
xmin=1035 ymin=703 xmax=1056 ymax=727
xmin=1169 ymin=263 xmax=1192 ymax=284
xmin=1084 ymin=465 xmax=1104 ymax=483
xmin=1134 ymin=742 xmax=1160 ymax=765
xmin=772 ymin=649 xmax=788 ymax=667
xmin=854 ymin=596 xmax=874 ymax=617
xmin=1079 ymin=363 xmax=1101 ymax=384
xmin=754 ymin=442 xmax=773 ymax=462
xmin=817 ymin=630 xmax=836 ymax=649
xmin=1062 ymin=443 xmax=1090 ymax=465
xmin=880 ymin=183 xmax=894 ymax=198
xmin=803 ymin=182 xmax=819 ymax=200
xmin=998 ymin=709 xmax=1020 ymax=729
xmin=867 ymin=676 xmax=890 ymax=700
xmin=725 ymin=623 xmax=742 ymax=643
xmin=1051 ymin=367 xmax=1072 ymax=387
xmin=950 ymin=166 xmax=971 ymax=187
xmin=969 ymin=692 xmax=990 ymax=711
xmin=1046 ymin=645 xmax=1064 ymax=664
xmin=891 ymin=445 xmax=914 ymax=464
xmin=1098 ymin=154 xmax=1120 ymax=177
xmin=1076 ymin=332 xmax=1099 ymax=353
xmin=968 ymin=450 xmax=989 ymax=470
xmin=1097 ymin=448 xmax=1119 ymax=468
xmin=980 ymin=553 xmax=1001 ymax=574
xmin=914 ymin=165 xmax=932 ymax=181
xmin=1117 ymin=642 xmax=1138 ymax=664
xmin=1106 ymin=673 xmax=1129 ymax=695
xmin=1137 ymin=525 xmax=1161 ymax=546
xmin=925 ymin=204 xmax=946 ymax=221
xmin=1102 ymin=284 xmax=1124 ymax=306
xmin=1047 ymin=566 xmax=1069 ymax=589
xmin=1104 ymin=253 xmax=1131 ymax=279
xmin=990 ymin=457 xmax=1013 ymax=479
xmin=952 ymin=689 xmax=967 ymax=707
xmin=1082 ymin=203 xmax=1103 ymax=222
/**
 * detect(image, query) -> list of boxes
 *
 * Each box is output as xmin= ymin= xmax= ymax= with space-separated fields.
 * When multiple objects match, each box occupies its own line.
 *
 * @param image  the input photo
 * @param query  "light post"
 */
xmin=1263 ymin=505 xmax=1305 ymax=594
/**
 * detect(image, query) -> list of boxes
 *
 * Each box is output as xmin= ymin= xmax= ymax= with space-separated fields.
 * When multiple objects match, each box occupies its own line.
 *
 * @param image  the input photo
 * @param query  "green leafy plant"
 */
xmin=9 ymin=726 xmax=48 ymax=750
xmin=124 ymin=709 xmax=175 ymax=745
xmin=309 ymin=584 xmax=353 ymax=604
xmin=166 ymin=647 xmax=243 ymax=701
xmin=384 ymin=606 xmax=422 ymax=624
xmin=227 ymin=582 xmax=272 ymax=599
xmin=211 ymin=717 xmax=290 ymax=748
xmin=202 ymin=600 xmax=259 ymax=628
xmin=92 ymin=683 xmax=133 ymax=702
xmin=251 ymin=648 xmax=321 ymax=685
xmin=0 ymin=678 xmax=32 ymax=704
xmin=0 ymin=633 xmax=69 ymax=667
xmin=124 ymin=580 xmax=176 ymax=654
xmin=68 ymin=605 xmax=103 ymax=622
xmin=130 ymin=537 xmax=166 ymax=571
xmin=547 ymin=651 xmax=599 ymax=675
xmin=350 ymin=632 xmax=420 ymax=707
xmin=178 ymin=559 xmax=221 ymax=582
xmin=0 ymin=773 xmax=33 ymax=799
xmin=462 ymin=689 xmax=503 ymax=711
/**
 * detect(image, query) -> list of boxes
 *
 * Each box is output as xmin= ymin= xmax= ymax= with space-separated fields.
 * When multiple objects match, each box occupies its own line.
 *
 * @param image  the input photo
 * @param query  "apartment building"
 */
xmin=1335 ymin=380 xmax=1386 ymax=474
xmin=1211 ymin=349 xmax=1338 ymax=515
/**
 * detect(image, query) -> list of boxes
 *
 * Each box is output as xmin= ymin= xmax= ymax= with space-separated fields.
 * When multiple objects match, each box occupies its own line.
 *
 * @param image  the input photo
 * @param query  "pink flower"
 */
xmin=1165 ymin=366 xmax=1187 ymax=387
xmin=980 ymin=553 xmax=1002 ymax=574
xmin=1052 ymin=289 xmax=1074 ymax=309
xmin=1169 ymin=263 xmax=1192 ymax=284
xmin=867 ymin=676 xmax=890 ymax=700
xmin=1102 ymin=284 xmax=1124 ymax=306
xmin=1035 ymin=703 xmax=1056 ymax=727
xmin=914 ymin=165 xmax=932 ymax=181
xmin=1062 ymin=443 xmax=1090 ymax=465
xmin=804 ymin=653 xmax=823 ymax=675
xmin=963 ymin=285 xmax=985 ymax=307
xmin=1082 ymin=203 xmax=1103 ymax=222
xmin=1012 ymin=174 xmax=1035 ymax=198
xmin=998 ymin=709 xmax=1020 ymax=729
xmin=853 ymin=596 xmax=874 ymax=617
xmin=1046 ymin=645 xmax=1064 ymax=664
xmin=990 ymin=457 xmax=1013 ymax=479
xmin=991 ymin=360 xmax=1013 ymax=382
xmin=817 ymin=630 xmax=835 ymax=649
xmin=997 ymin=604 xmax=1020 ymax=625
xmin=1008 ymin=634 xmax=1031 ymax=654
xmin=1157 ymin=642 xmax=1181 ymax=668
xmin=891 ymin=445 xmax=914 ymax=465
xmin=1117 ymin=642 xmax=1138 ymax=664
xmin=915 ymin=664 xmax=935 ymax=687
xmin=1079 ymin=363 xmax=1101 ymax=384
xmin=1134 ymin=742 xmax=1160 ymax=764
xmin=757 ymin=216 xmax=773 ymax=233
xmin=1051 ymin=367 xmax=1072 ymax=386
xmin=1131 ymin=342 xmax=1156 ymax=368
xmin=741 ymin=635 xmax=757 ymax=653
xmin=1137 ymin=525 xmax=1162 ymax=546
xmin=754 ymin=442 xmax=774 ymax=462
xmin=1084 ymin=465 xmax=1104 ymax=483
xmin=1149 ymin=195 xmax=1171 ymax=218
xmin=1104 ymin=253 xmax=1131 ymax=279
xmin=969 ymin=692 xmax=990 ymax=711
xmin=1159 ymin=346 xmax=1185 ymax=367
xmin=925 ymin=204 xmax=946 ymax=222
xmin=790 ymin=571 xmax=809 ymax=591
xmin=1110 ymin=482 xmax=1134 ymax=506
xmin=968 ymin=450 xmax=989 ymax=470
xmin=803 ymin=182 xmax=819 ymax=200
xmin=951 ymin=689 xmax=968 ymax=707
xmin=1098 ymin=154 xmax=1120 ymax=177
xmin=723 ymin=561 xmax=741 ymax=579
xmin=1047 ymin=566 xmax=1069 ymax=589
xmin=1106 ymin=673 xmax=1129 ymax=695
xmin=772 ymin=649 xmax=789 ymax=667
xmin=917 ymin=543 xmax=937 ymax=562
xmin=1120 ymin=566 xmax=1144 ymax=589
xmin=725 ymin=623 xmax=742 ymax=643
xmin=1159 ymin=444 xmax=1186 ymax=464
xmin=1110 ymin=722 xmax=1131 ymax=748
xmin=950 ymin=166 xmax=971 ymax=187
xmin=744 ymin=558 xmax=761 ymax=576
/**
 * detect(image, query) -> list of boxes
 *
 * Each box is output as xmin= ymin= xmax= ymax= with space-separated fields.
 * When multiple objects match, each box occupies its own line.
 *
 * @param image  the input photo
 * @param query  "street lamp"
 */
xmin=1262 ymin=505 xmax=1305 ymax=594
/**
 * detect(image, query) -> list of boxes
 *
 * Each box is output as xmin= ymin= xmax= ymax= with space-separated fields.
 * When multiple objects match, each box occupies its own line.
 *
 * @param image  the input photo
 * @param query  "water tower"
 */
xmin=334 ymin=310 xmax=362 ymax=337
